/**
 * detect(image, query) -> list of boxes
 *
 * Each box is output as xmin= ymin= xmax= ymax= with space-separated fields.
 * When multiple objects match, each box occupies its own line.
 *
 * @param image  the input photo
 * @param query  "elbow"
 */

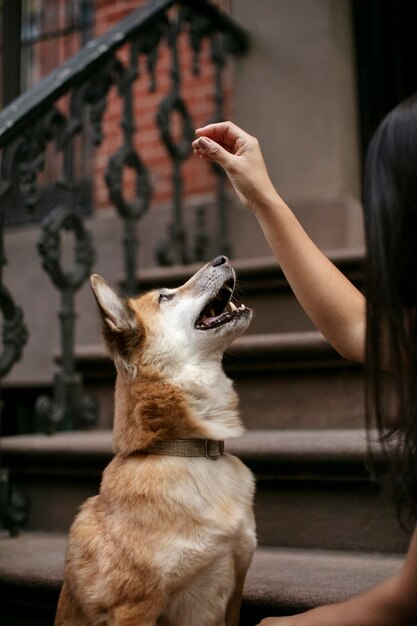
xmin=336 ymin=342 xmax=365 ymax=364
xmin=333 ymin=335 xmax=366 ymax=363
xmin=334 ymin=320 xmax=366 ymax=364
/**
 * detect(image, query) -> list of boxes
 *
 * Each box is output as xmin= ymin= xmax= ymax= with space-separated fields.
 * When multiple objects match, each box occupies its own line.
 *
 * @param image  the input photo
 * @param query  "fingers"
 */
xmin=195 ymin=120 xmax=243 ymax=147
xmin=192 ymin=121 xmax=256 ymax=167
xmin=192 ymin=136 xmax=235 ymax=169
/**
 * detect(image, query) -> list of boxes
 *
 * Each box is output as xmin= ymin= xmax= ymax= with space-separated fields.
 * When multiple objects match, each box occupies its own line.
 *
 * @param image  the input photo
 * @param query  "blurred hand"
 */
xmin=192 ymin=121 xmax=279 ymax=213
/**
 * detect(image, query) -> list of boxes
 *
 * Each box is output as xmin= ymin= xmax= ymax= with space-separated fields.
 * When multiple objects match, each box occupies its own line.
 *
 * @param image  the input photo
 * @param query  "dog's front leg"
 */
xmin=226 ymin=525 xmax=257 ymax=626
xmin=225 ymin=568 xmax=246 ymax=626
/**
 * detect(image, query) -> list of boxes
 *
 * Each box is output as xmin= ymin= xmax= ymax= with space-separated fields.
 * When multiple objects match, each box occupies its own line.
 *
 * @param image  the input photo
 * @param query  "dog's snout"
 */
xmin=211 ymin=255 xmax=228 ymax=267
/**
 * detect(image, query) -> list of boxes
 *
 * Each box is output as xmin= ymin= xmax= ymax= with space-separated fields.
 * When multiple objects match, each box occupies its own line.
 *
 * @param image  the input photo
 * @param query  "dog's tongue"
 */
xmin=201 ymin=315 xmax=218 ymax=325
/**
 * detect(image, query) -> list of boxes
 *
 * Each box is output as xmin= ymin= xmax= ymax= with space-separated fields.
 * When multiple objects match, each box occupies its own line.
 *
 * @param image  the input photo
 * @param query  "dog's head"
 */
xmin=90 ymin=256 xmax=252 ymax=379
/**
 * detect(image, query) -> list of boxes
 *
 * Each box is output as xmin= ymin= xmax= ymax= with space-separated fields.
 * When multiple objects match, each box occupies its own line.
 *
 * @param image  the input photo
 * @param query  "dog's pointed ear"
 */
xmin=90 ymin=275 xmax=144 ymax=374
xmin=90 ymin=274 xmax=136 ymax=333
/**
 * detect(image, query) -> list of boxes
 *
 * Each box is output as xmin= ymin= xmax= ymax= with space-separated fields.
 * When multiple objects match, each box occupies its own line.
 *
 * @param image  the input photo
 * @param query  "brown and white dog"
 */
xmin=55 ymin=255 xmax=256 ymax=626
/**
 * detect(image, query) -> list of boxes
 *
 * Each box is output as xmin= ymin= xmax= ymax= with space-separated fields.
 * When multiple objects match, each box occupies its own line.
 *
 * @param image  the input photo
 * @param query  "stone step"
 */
xmin=74 ymin=330 xmax=365 ymax=430
xmin=1 ymin=429 xmax=410 ymax=552
xmin=0 ymin=532 xmax=403 ymax=626
xmin=243 ymin=545 xmax=402 ymax=624
xmin=0 ymin=532 xmax=63 ymax=626
xmin=133 ymin=249 xmax=365 ymax=334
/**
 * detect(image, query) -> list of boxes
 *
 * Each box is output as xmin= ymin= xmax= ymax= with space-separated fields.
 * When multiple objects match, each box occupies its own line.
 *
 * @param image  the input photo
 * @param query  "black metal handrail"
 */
xmin=0 ymin=0 xmax=249 ymax=534
xmin=0 ymin=0 xmax=248 ymax=144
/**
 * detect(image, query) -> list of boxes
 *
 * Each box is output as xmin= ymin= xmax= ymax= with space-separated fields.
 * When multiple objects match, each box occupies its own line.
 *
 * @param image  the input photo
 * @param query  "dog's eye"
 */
xmin=158 ymin=292 xmax=174 ymax=304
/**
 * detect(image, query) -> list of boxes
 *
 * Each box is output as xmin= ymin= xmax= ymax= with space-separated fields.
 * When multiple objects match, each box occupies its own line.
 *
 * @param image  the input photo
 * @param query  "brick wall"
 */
xmin=93 ymin=0 xmax=234 ymax=212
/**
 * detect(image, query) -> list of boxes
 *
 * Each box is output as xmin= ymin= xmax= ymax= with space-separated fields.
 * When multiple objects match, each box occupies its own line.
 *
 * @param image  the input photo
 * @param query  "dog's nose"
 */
xmin=211 ymin=255 xmax=228 ymax=267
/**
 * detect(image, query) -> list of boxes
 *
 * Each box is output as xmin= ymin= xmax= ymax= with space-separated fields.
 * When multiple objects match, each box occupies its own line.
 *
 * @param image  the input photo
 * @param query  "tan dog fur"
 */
xmin=55 ymin=257 xmax=256 ymax=626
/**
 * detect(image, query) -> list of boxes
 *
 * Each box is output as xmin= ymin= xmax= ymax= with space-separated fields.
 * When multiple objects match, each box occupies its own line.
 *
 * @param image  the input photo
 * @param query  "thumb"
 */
xmin=194 ymin=137 xmax=233 ymax=168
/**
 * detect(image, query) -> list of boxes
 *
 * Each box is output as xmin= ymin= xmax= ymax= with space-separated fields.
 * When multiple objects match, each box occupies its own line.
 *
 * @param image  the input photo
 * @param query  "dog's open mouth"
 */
xmin=195 ymin=277 xmax=247 ymax=330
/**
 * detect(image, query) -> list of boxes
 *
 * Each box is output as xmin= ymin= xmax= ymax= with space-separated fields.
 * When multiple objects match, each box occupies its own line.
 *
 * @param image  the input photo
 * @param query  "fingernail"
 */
xmin=198 ymin=137 xmax=210 ymax=150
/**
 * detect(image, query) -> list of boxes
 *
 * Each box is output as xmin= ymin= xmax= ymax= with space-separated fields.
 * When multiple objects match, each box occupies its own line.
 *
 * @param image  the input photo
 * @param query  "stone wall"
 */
xmin=231 ymin=0 xmax=363 ymax=249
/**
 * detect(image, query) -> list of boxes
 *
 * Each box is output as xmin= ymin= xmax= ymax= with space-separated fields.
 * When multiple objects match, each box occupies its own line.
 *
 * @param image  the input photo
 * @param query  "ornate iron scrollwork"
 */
xmin=157 ymin=92 xmax=194 ymax=161
xmin=134 ymin=17 xmax=169 ymax=92
xmin=19 ymin=109 xmax=67 ymax=212
xmin=105 ymin=145 xmax=152 ymax=221
xmin=0 ymin=467 xmax=28 ymax=537
xmin=36 ymin=205 xmax=97 ymax=433
xmin=38 ymin=205 xmax=95 ymax=291
xmin=104 ymin=30 xmax=163 ymax=294
xmin=0 ymin=285 xmax=28 ymax=378
xmin=209 ymin=31 xmax=232 ymax=259
xmin=86 ymin=58 xmax=124 ymax=147
xmin=0 ymin=271 xmax=29 ymax=535
xmin=0 ymin=209 xmax=29 ymax=535
xmin=183 ymin=6 xmax=214 ymax=75
xmin=155 ymin=9 xmax=196 ymax=266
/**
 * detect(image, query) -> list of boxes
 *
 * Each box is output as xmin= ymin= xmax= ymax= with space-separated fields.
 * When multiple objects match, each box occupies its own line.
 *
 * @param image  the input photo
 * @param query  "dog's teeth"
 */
xmin=209 ymin=307 xmax=216 ymax=317
xmin=229 ymin=302 xmax=237 ymax=312
xmin=225 ymin=286 xmax=233 ymax=293
xmin=239 ymin=304 xmax=246 ymax=310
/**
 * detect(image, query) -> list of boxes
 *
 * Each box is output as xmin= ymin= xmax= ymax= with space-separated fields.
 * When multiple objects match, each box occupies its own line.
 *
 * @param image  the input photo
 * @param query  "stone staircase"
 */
xmin=0 ymin=250 xmax=410 ymax=625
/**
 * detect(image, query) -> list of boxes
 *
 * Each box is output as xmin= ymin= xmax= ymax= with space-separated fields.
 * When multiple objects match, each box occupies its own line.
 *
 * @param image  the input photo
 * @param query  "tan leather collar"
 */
xmin=143 ymin=439 xmax=225 ymax=461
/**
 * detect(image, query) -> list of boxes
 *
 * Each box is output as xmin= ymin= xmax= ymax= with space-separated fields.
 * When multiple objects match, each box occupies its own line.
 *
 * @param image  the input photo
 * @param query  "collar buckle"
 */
xmin=204 ymin=439 xmax=224 ymax=460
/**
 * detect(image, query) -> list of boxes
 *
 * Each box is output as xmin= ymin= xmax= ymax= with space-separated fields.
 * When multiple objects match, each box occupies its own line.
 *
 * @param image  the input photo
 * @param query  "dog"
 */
xmin=55 ymin=255 xmax=256 ymax=626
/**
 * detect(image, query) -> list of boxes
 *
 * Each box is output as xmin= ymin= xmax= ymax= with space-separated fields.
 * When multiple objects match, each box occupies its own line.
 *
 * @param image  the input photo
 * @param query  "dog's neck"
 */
xmin=170 ymin=360 xmax=244 ymax=440
xmin=112 ymin=361 xmax=243 ymax=456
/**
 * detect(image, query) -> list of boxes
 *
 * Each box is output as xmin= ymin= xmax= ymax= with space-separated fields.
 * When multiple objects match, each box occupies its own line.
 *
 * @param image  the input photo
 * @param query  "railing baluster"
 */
xmin=35 ymin=97 xmax=102 ymax=432
xmin=0 ymin=186 xmax=28 ymax=535
xmin=104 ymin=34 xmax=159 ymax=296
xmin=210 ymin=31 xmax=230 ymax=259
xmin=156 ymin=8 xmax=195 ymax=266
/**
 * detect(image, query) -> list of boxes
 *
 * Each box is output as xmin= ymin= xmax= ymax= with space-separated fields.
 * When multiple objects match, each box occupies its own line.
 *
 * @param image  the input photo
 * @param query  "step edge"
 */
xmin=1 ymin=428 xmax=385 ymax=470
xmin=68 ymin=330 xmax=358 ymax=368
xmin=0 ymin=533 xmax=402 ymax=614
xmin=133 ymin=248 xmax=366 ymax=289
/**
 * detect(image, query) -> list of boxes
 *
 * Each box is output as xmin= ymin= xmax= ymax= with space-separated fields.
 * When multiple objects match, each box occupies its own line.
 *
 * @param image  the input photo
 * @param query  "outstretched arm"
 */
xmin=193 ymin=122 xmax=366 ymax=363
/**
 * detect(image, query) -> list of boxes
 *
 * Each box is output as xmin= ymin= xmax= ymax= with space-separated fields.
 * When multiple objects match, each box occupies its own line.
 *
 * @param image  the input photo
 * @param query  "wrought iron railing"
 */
xmin=0 ymin=0 xmax=248 ymax=533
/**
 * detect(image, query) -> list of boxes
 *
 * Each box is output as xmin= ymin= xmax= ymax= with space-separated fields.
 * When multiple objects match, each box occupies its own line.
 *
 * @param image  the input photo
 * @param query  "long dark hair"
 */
xmin=363 ymin=93 xmax=417 ymax=524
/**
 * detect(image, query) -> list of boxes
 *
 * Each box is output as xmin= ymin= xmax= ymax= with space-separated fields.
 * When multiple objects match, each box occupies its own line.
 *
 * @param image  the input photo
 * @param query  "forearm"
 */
xmin=297 ymin=574 xmax=415 ymax=626
xmin=262 ymin=574 xmax=414 ymax=626
xmin=253 ymin=192 xmax=366 ymax=362
xmin=193 ymin=123 xmax=366 ymax=362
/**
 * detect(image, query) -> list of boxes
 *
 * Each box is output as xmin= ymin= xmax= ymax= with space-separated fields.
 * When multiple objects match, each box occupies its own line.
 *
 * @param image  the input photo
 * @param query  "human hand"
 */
xmin=255 ymin=608 xmax=324 ymax=626
xmin=192 ymin=121 xmax=279 ymax=213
